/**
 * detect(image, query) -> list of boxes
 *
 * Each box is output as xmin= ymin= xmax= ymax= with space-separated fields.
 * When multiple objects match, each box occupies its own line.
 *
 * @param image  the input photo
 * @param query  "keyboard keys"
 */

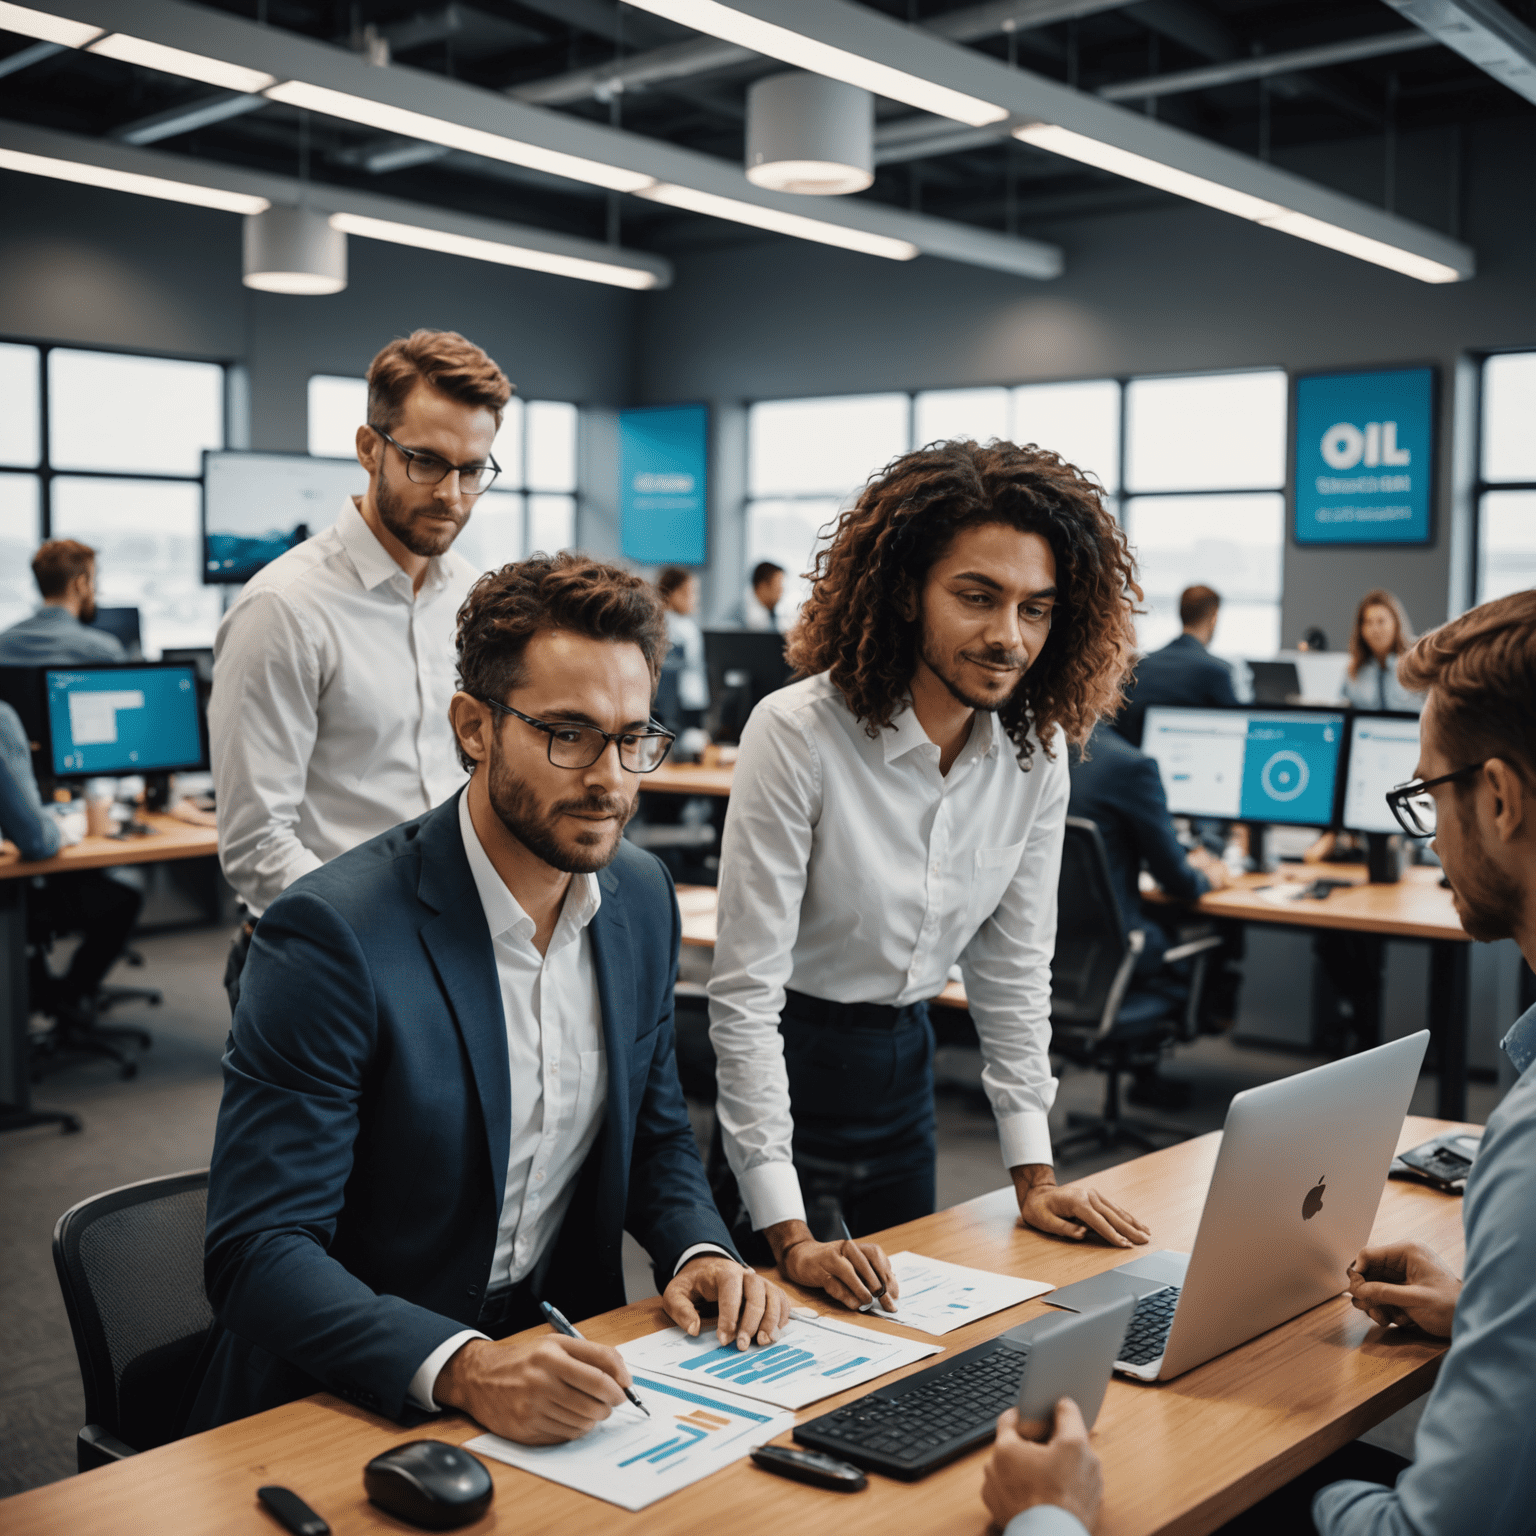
xmin=1117 ymin=1286 xmax=1181 ymax=1366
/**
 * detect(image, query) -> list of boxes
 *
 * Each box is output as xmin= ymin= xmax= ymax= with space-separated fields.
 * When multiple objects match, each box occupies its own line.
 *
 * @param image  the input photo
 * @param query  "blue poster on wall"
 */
xmin=1293 ymin=367 xmax=1435 ymax=545
xmin=620 ymin=403 xmax=708 ymax=565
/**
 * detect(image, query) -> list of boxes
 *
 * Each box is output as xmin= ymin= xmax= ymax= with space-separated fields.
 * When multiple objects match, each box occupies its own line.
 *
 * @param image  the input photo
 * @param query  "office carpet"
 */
xmin=1 ymin=926 xmax=1485 ymax=1501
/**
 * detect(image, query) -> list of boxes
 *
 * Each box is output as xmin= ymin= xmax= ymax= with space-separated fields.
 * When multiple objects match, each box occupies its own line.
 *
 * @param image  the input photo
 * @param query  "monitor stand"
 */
xmin=1365 ymin=832 xmax=1403 ymax=884
xmin=144 ymin=773 xmax=172 ymax=813
xmin=1245 ymin=822 xmax=1267 ymax=873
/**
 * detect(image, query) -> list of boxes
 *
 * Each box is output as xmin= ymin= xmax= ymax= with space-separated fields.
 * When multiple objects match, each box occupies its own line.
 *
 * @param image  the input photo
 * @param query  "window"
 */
xmin=1012 ymin=380 xmax=1121 ymax=499
xmin=2 ymin=343 xmax=226 ymax=654
xmin=1477 ymin=353 xmax=1536 ymax=604
xmin=307 ymin=375 xmax=368 ymax=459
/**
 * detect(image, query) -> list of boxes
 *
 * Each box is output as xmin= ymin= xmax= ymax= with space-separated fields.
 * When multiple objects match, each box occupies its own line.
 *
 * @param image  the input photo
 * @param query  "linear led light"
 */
xmin=635 ymin=181 xmax=918 ymax=260
xmin=328 ymin=212 xmax=662 ymax=290
xmin=0 ymin=144 xmax=270 ymax=214
xmin=0 ymin=1 xmax=99 ymax=46
xmin=1014 ymin=123 xmax=1462 ymax=285
xmin=619 ymin=0 xmax=1008 ymax=128
xmin=265 ymin=80 xmax=655 ymax=195
xmin=87 ymin=32 xmax=275 ymax=93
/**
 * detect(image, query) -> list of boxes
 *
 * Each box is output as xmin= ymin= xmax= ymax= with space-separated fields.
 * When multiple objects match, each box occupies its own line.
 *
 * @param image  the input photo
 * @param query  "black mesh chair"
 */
xmin=1049 ymin=818 xmax=1223 ymax=1160
xmin=52 ymin=1169 xmax=213 ymax=1472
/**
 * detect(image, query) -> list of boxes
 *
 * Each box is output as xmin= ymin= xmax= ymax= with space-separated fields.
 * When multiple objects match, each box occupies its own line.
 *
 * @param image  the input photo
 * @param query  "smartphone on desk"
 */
xmin=1014 ymin=1294 xmax=1135 ymax=1440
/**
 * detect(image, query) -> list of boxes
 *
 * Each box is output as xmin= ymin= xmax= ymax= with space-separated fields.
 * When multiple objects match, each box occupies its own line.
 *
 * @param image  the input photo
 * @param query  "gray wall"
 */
xmin=635 ymin=117 xmax=1536 ymax=643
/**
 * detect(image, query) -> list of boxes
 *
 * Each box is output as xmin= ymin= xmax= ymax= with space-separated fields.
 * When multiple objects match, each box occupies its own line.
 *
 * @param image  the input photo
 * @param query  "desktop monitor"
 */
xmin=702 ymin=629 xmax=792 ymax=742
xmin=1342 ymin=711 xmax=1421 ymax=836
xmin=89 ymin=606 xmax=143 ymax=658
xmin=45 ymin=664 xmax=207 ymax=779
xmin=1141 ymin=705 xmax=1346 ymax=827
xmin=1248 ymin=660 xmax=1301 ymax=706
xmin=203 ymin=449 xmax=364 ymax=583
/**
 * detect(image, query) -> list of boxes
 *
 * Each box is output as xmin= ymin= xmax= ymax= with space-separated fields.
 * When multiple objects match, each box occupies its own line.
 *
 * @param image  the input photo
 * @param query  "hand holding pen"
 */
xmin=541 ymin=1301 xmax=650 ymax=1416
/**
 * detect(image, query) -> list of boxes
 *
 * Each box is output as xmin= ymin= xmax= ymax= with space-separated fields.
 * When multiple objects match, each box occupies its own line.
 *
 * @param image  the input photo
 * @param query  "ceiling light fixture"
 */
xmin=87 ymin=32 xmax=275 ymax=93
xmin=1257 ymin=211 xmax=1461 ymax=285
xmin=329 ymin=211 xmax=664 ymax=290
xmin=0 ymin=143 xmax=270 ymax=213
xmin=263 ymin=80 xmax=656 ymax=194
xmin=746 ymin=72 xmax=873 ymax=195
xmin=618 ymin=0 xmax=1008 ymax=127
xmin=243 ymin=204 xmax=347 ymax=294
xmin=635 ymin=181 xmax=918 ymax=259
xmin=0 ymin=1 xmax=99 ymax=47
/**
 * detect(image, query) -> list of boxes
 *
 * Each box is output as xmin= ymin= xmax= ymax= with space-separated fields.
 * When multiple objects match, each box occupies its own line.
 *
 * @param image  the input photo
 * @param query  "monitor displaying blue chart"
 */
xmin=46 ymin=665 xmax=206 ymax=777
xmin=1343 ymin=712 xmax=1421 ymax=835
xmin=1142 ymin=706 xmax=1345 ymax=826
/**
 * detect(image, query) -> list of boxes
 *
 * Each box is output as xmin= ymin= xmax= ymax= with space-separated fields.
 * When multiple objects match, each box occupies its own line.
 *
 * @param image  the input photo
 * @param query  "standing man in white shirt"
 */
xmin=211 ymin=329 xmax=511 ymax=1005
xmin=708 ymin=440 xmax=1152 ymax=1311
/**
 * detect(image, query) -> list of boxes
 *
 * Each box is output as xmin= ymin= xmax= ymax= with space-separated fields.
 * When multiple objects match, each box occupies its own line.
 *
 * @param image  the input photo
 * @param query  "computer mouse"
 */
xmin=362 ymin=1440 xmax=494 ymax=1530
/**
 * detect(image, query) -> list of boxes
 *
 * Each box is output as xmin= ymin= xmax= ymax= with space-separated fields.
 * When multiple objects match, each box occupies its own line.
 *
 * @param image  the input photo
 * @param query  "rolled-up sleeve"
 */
xmin=957 ymin=749 xmax=1068 ymax=1172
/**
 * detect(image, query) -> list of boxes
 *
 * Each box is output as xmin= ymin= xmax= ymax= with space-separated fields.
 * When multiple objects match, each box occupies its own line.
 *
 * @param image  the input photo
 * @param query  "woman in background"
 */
xmin=1342 ymin=589 xmax=1423 ymax=712
xmin=656 ymin=566 xmax=710 ymax=735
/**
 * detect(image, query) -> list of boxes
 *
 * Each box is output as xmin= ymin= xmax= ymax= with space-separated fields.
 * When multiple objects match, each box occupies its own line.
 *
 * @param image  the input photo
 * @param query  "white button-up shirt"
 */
xmin=708 ymin=671 xmax=1068 ymax=1231
xmin=210 ymin=497 xmax=475 ymax=915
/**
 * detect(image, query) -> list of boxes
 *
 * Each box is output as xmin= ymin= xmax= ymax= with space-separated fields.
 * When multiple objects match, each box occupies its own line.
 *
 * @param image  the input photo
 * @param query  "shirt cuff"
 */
xmin=408 ymin=1329 xmax=489 ymax=1413
xmin=1004 ymin=1507 xmax=1091 ymax=1536
xmin=672 ymin=1243 xmax=738 ymax=1275
xmin=739 ymin=1161 xmax=807 ymax=1231
xmin=997 ymin=1110 xmax=1056 ymax=1172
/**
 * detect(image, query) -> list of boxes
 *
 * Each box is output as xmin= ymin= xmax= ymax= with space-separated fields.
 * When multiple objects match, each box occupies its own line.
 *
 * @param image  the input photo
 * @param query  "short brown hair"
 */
xmin=366 ymin=329 xmax=513 ymax=435
xmin=454 ymin=554 xmax=669 ymax=771
xmin=1399 ymin=590 xmax=1536 ymax=781
xmin=788 ymin=440 xmax=1140 ymax=767
xmin=33 ymin=539 xmax=96 ymax=599
xmin=751 ymin=561 xmax=784 ymax=590
xmin=1179 ymin=585 xmax=1220 ymax=629
xmin=656 ymin=566 xmax=694 ymax=600
xmin=1348 ymin=587 xmax=1415 ymax=679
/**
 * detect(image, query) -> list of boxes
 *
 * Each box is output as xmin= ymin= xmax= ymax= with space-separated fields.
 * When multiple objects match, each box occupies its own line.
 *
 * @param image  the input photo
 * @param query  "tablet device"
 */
xmin=1015 ymin=1295 xmax=1135 ymax=1440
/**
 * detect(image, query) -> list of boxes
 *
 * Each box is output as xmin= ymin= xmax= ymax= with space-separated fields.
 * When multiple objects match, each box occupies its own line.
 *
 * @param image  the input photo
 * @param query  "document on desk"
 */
xmin=466 ymin=1374 xmax=792 ymax=1512
xmin=870 ymin=1253 xmax=1055 ymax=1336
xmin=618 ymin=1314 xmax=941 ymax=1410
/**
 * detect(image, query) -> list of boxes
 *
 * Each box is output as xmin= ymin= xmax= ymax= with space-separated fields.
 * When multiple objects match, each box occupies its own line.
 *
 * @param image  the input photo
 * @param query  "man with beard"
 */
xmin=0 ymin=539 xmax=126 ymax=664
xmin=210 ymin=330 xmax=507 ymax=1008
xmin=189 ymin=554 xmax=788 ymax=1438
xmin=708 ymin=441 xmax=1152 ymax=1314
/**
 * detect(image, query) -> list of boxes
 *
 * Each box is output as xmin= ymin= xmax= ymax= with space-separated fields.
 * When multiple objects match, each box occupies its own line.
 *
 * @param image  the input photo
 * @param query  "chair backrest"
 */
xmin=52 ymin=1169 xmax=213 ymax=1452
xmin=1051 ymin=817 xmax=1135 ymax=1030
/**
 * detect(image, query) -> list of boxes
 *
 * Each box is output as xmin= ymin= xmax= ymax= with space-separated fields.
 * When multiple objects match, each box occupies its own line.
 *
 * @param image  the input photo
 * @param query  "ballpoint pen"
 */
xmin=838 ymin=1217 xmax=889 ymax=1314
xmin=539 ymin=1301 xmax=649 ymax=1417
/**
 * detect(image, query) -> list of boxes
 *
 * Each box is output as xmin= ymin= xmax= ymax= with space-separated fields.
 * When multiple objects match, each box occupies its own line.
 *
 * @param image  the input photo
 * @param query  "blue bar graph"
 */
xmin=822 ymin=1356 xmax=869 ymax=1378
xmin=616 ymin=1422 xmax=709 ymax=1468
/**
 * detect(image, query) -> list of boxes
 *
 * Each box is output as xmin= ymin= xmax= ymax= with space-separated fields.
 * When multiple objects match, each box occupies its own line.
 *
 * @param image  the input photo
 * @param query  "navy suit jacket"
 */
xmin=187 ymin=791 xmax=737 ymax=1433
xmin=1068 ymin=725 xmax=1210 ymax=971
xmin=1115 ymin=632 xmax=1238 ymax=748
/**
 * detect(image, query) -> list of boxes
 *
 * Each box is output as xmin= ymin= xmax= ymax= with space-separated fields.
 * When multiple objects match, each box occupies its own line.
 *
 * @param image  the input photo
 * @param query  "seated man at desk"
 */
xmin=981 ymin=587 xmax=1536 ymax=1536
xmin=190 ymin=555 xmax=788 ymax=1445
xmin=1114 ymin=584 xmax=1237 ymax=749
xmin=0 ymin=538 xmax=125 ymax=665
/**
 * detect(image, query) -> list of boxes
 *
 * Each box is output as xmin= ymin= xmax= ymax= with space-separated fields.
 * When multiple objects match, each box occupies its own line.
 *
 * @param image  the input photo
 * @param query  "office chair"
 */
xmin=52 ymin=1169 xmax=214 ymax=1472
xmin=29 ymin=931 xmax=157 ymax=1082
xmin=1049 ymin=817 xmax=1224 ymax=1161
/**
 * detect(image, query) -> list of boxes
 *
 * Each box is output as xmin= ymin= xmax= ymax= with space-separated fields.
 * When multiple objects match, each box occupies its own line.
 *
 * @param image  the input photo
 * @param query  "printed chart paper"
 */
xmin=619 ymin=1314 xmax=940 ymax=1410
xmin=466 ymin=1373 xmax=792 ymax=1512
xmin=873 ymin=1252 xmax=1054 ymax=1336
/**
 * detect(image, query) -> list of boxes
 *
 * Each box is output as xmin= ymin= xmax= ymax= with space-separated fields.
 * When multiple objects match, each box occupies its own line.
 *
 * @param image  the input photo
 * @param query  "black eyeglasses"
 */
xmin=482 ymin=698 xmax=676 ymax=773
xmin=370 ymin=425 xmax=500 ymax=497
xmin=1384 ymin=762 xmax=1485 ymax=838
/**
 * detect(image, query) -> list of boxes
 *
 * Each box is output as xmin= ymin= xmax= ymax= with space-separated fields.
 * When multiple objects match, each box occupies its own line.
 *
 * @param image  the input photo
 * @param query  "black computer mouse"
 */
xmin=362 ymin=1440 xmax=494 ymax=1530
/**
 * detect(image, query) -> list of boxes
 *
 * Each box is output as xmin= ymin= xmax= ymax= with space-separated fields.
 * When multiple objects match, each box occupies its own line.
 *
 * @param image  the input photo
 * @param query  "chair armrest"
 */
xmin=1162 ymin=934 xmax=1226 ymax=965
xmin=78 ymin=1424 xmax=138 ymax=1472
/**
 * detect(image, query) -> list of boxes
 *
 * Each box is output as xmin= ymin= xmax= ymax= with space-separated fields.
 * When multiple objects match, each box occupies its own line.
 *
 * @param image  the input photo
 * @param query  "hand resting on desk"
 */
xmin=1347 ymin=1240 xmax=1461 ymax=1338
xmin=1014 ymin=1165 xmax=1151 ymax=1249
xmin=983 ymin=1401 xmax=1101 ymax=1531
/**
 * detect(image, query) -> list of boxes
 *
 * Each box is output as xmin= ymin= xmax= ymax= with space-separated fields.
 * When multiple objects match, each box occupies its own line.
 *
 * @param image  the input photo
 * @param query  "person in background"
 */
xmin=1342 ymin=589 xmax=1423 ymax=712
xmin=210 ymin=329 xmax=512 ymax=1009
xmin=655 ymin=566 xmax=709 ymax=735
xmin=1114 ymin=585 xmax=1238 ymax=748
xmin=0 ymin=540 xmax=125 ymax=665
xmin=740 ymin=561 xmax=785 ymax=631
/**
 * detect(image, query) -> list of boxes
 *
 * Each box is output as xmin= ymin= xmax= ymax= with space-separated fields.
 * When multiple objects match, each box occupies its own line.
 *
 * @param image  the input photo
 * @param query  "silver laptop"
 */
xmin=1044 ymin=1031 xmax=1429 ymax=1381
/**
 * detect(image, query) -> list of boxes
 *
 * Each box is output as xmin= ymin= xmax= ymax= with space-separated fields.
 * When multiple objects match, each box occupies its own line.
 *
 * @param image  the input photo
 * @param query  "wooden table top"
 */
xmin=644 ymin=762 xmax=736 ymax=798
xmin=0 ymin=812 xmax=220 ymax=880
xmin=3 ymin=1117 xmax=1465 ymax=1536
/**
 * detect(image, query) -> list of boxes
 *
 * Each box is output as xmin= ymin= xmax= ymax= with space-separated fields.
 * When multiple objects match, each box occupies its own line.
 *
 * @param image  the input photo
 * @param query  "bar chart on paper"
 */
xmin=620 ymin=1315 xmax=940 ymax=1410
xmin=874 ymin=1253 xmax=1055 ymax=1336
xmin=466 ymin=1374 xmax=793 ymax=1511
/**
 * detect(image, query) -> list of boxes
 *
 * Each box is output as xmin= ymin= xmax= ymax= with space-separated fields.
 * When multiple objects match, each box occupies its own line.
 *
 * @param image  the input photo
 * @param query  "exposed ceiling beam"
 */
xmin=1382 ymin=0 xmax=1536 ymax=105
xmin=1099 ymin=30 xmax=1438 ymax=102
xmin=508 ymin=36 xmax=753 ymax=107
xmin=109 ymin=88 xmax=267 ymax=145
xmin=0 ymin=38 xmax=64 ymax=76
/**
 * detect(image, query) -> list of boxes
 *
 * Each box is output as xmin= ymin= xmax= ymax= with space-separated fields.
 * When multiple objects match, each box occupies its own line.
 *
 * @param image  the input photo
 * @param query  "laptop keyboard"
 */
xmin=1117 ymin=1285 xmax=1181 ymax=1365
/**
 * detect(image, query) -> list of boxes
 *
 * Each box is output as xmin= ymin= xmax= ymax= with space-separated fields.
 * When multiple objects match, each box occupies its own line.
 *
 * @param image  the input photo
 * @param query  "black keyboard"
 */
xmin=1116 ymin=1285 xmax=1181 ymax=1366
xmin=793 ymin=1336 xmax=1030 ymax=1481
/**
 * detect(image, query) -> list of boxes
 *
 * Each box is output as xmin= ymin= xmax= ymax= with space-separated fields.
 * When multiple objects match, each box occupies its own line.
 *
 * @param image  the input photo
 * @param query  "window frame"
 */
xmin=1472 ymin=348 xmax=1536 ymax=606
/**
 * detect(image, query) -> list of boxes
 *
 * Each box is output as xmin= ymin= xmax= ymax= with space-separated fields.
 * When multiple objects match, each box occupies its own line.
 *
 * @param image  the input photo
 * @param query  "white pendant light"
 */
xmin=243 ymin=205 xmax=347 ymax=294
xmin=745 ymin=71 xmax=873 ymax=196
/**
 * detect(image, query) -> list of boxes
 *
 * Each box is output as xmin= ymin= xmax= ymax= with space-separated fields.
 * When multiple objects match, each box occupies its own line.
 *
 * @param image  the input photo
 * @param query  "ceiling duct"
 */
xmin=1383 ymin=0 xmax=1536 ymax=106
xmin=745 ymin=71 xmax=872 ymax=194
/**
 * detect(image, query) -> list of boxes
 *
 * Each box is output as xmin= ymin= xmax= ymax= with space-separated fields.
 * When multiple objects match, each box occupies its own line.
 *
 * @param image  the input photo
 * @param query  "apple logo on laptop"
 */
xmin=1302 ymin=1175 xmax=1326 ymax=1221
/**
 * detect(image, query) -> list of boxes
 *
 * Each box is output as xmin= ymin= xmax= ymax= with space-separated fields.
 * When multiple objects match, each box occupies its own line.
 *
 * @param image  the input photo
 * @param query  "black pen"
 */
xmin=539 ymin=1301 xmax=649 ymax=1417
xmin=838 ymin=1218 xmax=888 ymax=1314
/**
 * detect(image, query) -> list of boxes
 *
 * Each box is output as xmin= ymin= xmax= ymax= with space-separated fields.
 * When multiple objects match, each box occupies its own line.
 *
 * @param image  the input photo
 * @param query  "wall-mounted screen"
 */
xmin=620 ymin=403 xmax=708 ymax=566
xmin=203 ymin=450 xmax=366 ymax=583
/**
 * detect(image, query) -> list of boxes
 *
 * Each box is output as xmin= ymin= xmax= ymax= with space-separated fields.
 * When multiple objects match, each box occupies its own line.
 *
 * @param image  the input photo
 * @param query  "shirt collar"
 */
xmin=32 ymin=605 xmax=76 ymax=624
xmin=1502 ymin=1001 xmax=1536 ymax=1077
xmin=456 ymin=785 xmax=601 ymax=949
xmin=336 ymin=495 xmax=450 ymax=595
xmin=881 ymin=701 xmax=1001 ymax=766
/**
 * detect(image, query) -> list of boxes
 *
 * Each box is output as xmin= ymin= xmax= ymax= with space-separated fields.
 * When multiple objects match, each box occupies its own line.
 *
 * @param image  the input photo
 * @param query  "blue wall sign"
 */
xmin=1293 ymin=367 xmax=1435 ymax=545
xmin=620 ymin=403 xmax=708 ymax=565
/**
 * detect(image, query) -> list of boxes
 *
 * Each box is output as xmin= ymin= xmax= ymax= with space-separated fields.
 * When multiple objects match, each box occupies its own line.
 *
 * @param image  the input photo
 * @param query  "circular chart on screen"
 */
xmin=1260 ymin=748 xmax=1310 ymax=802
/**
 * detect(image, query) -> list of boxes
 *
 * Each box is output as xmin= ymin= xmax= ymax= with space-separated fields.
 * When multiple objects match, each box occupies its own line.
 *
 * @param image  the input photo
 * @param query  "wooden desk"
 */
xmin=644 ymin=763 xmax=735 ymax=798
xmin=0 ymin=812 xmax=220 ymax=879
xmin=2 ymin=1116 xmax=1466 ymax=1536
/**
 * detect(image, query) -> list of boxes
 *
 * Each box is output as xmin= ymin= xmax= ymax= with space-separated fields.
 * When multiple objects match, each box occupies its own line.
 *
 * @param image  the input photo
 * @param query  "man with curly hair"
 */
xmin=708 ymin=439 xmax=1152 ymax=1311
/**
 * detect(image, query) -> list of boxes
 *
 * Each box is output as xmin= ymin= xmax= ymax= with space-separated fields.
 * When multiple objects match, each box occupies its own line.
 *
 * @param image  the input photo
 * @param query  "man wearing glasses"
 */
xmin=211 ymin=329 xmax=510 ymax=1007
xmin=191 ymin=553 xmax=788 ymax=1439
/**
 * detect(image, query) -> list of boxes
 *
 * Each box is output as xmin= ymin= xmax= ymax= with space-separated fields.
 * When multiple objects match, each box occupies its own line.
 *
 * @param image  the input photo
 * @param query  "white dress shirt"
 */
xmin=708 ymin=671 xmax=1067 ymax=1231
xmin=664 ymin=610 xmax=709 ymax=710
xmin=409 ymin=791 xmax=731 ymax=1411
xmin=210 ymin=497 xmax=475 ymax=915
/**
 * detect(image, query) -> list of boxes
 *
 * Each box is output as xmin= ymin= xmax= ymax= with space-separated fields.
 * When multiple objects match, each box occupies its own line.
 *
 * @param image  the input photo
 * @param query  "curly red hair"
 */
xmin=788 ymin=440 xmax=1141 ymax=765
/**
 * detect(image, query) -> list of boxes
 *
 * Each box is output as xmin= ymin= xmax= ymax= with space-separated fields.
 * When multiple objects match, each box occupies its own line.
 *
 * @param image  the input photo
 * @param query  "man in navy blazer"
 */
xmin=1115 ymin=584 xmax=1238 ymax=748
xmin=190 ymin=554 xmax=788 ymax=1445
